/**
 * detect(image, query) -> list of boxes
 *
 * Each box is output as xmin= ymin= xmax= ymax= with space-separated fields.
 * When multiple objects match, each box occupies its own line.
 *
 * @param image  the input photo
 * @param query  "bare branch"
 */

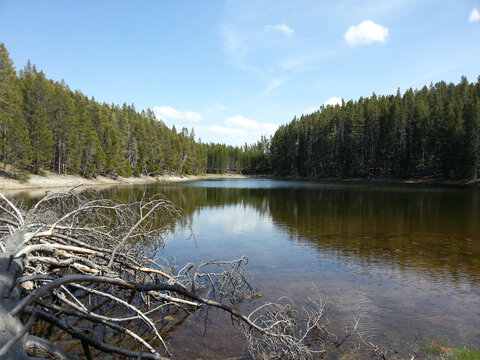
xmin=0 ymin=189 xmax=348 ymax=359
xmin=24 ymin=307 xmax=169 ymax=360
xmin=108 ymin=198 xmax=176 ymax=267
xmin=0 ymin=193 xmax=24 ymax=226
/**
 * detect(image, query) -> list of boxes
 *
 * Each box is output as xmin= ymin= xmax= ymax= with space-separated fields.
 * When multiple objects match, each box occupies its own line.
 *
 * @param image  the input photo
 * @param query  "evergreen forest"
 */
xmin=0 ymin=43 xmax=266 ymax=178
xmin=1 ymin=43 xmax=479 ymax=181
xmin=270 ymin=78 xmax=480 ymax=180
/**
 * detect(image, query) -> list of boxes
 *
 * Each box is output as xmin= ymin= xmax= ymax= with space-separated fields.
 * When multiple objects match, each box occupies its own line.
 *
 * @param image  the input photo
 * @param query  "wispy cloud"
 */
xmin=208 ymin=115 xmax=278 ymax=145
xmin=220 ymin=24 xmax=248 ymax=61
xmin=279 ymin=48 xmax=339 ymax=72
xmin=153 ymin=106 xmax=203 ymax=122
xmin=469 ymin=8 xmax=480 ymax=22
xmin=219 ymin=24 xmax=268 ymax=79
xmin=344 ymin=20 xmax=389 ymax=47
xmin=280 ymin=53 xmax=317 ymax=71
xmin=265 ymin=24 xmax=295 ymax=36
xmin=263 ymin=78 xmax=286 ymax=94
xmin=219 ymin=11 xmax=296 ymax=92
xmin=219 ymin=23 xmax=288 ymax=94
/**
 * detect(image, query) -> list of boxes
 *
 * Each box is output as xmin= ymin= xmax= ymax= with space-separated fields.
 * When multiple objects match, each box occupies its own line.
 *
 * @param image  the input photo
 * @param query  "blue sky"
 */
xmin=1 ymin=0 xmax=479 ymax=146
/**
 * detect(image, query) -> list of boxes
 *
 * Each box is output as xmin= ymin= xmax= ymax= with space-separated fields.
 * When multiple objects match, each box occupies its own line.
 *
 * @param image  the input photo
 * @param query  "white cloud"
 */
xmin=265 ymin=24 xmax=295 ymax=36
xmin=324 ymin=97 xmax=342 ymax=107
xmin=469 ymin=8 xmax=480 ymax=22
xmin=225 ymin=115 xmax=260 ymax=130
xmin=209 ymin=125 xmax=248 ymax=140
xmin=344 ymin=20 xmax=389 ymax=47
xmin=153 ymin=106 xmax=203 ymax=122
xmin=208 ymin=115 xmax=278 ymax=145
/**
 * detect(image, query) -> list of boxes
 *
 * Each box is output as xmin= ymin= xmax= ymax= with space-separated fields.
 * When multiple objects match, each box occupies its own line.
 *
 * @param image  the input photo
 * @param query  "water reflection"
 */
xmin=10 ymin=180 xmax=480 ymax=358
xmin=100 ymin=180 xmax=480 ymax=290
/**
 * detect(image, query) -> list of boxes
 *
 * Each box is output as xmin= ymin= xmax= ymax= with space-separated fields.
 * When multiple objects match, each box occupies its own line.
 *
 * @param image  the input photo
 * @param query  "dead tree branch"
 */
xmin=0 ymin=188 xmax=343 ymax=359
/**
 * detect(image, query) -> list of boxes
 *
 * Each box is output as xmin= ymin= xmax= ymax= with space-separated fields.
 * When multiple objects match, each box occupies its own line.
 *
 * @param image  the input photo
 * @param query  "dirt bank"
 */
xmin=0 ymin=173 xmax=198 ymax=196
xmin=0 ymin=172 xmax=249 ymax=195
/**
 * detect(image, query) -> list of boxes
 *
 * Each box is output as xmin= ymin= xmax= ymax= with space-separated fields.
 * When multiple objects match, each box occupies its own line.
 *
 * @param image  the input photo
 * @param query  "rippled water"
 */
xmin=12 ymin=179 xmax=480 ymax=358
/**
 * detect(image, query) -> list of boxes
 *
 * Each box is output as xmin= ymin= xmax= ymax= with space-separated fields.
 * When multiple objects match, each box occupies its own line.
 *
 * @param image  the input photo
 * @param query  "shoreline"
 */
xmin=1 ymin=172 xmax=478 ymax=195
xmin=268 ymin=174 xmax=480 ymax=187
xmin=0 ymin=172 xmax=247 ymax=195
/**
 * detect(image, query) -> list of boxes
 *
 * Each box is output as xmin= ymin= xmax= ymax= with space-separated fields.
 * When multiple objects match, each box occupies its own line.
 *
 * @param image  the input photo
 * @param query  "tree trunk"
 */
xmin=0 ymin=231 xmax=29 ymax=359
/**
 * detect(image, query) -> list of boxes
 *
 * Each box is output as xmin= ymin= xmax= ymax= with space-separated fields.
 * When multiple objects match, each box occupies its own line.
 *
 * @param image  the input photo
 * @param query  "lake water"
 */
xmin=13 ymin=178 xmax=480 ymax=358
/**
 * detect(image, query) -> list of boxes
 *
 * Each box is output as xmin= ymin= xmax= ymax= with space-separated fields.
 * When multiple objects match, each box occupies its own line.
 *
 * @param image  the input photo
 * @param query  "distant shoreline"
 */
xmin=269 ymin=174 xmax=480 ymax=187
xmin=1 ymin=172 xmax=477 ymax=196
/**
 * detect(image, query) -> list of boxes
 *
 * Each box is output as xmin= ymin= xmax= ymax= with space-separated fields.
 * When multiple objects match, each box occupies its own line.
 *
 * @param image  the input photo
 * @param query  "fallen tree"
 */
xmin=0 ymin=189 xmax=356 ymax=359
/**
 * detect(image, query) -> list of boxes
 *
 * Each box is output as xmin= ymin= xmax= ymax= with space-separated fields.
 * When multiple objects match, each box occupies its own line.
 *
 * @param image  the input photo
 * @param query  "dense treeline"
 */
xmin=2 ymin=42 xmax=479 ymax=180
xmin=0 ymin=43 xmax=270 ymax=178
xmin=270 ymin=77 xmax=480 ymax=180
xmin=1 ymin=44 xmax=210 ymax=178
xmin=204 ymin=136 xmax=270 ymax=174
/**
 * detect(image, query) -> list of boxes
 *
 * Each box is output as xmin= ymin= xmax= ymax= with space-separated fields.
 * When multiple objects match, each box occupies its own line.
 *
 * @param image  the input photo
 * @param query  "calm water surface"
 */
xmin=14 ymin=179 xmax=480 ymax=358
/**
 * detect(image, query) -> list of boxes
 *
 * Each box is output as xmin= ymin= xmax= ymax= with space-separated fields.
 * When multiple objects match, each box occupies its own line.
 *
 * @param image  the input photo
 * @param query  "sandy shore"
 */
xmin=0 ymin=172 xmax=249 ymax=195
xmin=0 ymin=173 xmax=195 ymax=196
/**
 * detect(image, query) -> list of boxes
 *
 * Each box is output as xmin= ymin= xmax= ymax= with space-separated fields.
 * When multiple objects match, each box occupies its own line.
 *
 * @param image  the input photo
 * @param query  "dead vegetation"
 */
xmin=0 ymin=188 xmax=424 ymax=359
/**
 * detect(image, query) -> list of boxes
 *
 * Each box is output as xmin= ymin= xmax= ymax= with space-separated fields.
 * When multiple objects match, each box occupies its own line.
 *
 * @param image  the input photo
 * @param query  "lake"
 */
xmin=14 ymin=178 xmax=480 ymax=358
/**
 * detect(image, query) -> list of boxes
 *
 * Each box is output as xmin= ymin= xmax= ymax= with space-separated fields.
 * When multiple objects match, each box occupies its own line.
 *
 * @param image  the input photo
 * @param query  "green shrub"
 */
xmin=453 ymin=347 xmax=480 ymax=360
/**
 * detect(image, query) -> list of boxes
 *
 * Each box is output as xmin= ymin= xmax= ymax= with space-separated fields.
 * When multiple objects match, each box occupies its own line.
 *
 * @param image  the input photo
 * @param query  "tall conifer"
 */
xmin=0 ymin=43 xmax=31 ymax=171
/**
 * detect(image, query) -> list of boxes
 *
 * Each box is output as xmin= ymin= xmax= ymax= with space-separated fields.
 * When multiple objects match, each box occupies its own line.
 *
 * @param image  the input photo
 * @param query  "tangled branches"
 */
xmin=0 ymin=189 xmax=348 ymax=359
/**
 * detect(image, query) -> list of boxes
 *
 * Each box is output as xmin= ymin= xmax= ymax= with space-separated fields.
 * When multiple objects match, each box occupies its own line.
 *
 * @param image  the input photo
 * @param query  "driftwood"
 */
xmin=0 ymin=189 xmax=353 ymax=359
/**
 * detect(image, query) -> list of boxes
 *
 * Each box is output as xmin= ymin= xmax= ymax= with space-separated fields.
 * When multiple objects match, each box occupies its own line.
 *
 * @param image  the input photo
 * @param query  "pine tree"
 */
xmin=19 ymin=62 xmax=54 ymax=173
xmin=462 ymin=79 xmax=480 ymax=179
xmin=0 ymin=43 xmax=31 ymax=172
xmin=49 ymin=80 xmax=77 ymax=174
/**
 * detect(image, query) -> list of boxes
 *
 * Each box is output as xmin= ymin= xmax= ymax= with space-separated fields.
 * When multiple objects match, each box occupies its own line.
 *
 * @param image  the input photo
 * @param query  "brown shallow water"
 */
xmin=12 ymin=179 xmax=480 ymax=358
